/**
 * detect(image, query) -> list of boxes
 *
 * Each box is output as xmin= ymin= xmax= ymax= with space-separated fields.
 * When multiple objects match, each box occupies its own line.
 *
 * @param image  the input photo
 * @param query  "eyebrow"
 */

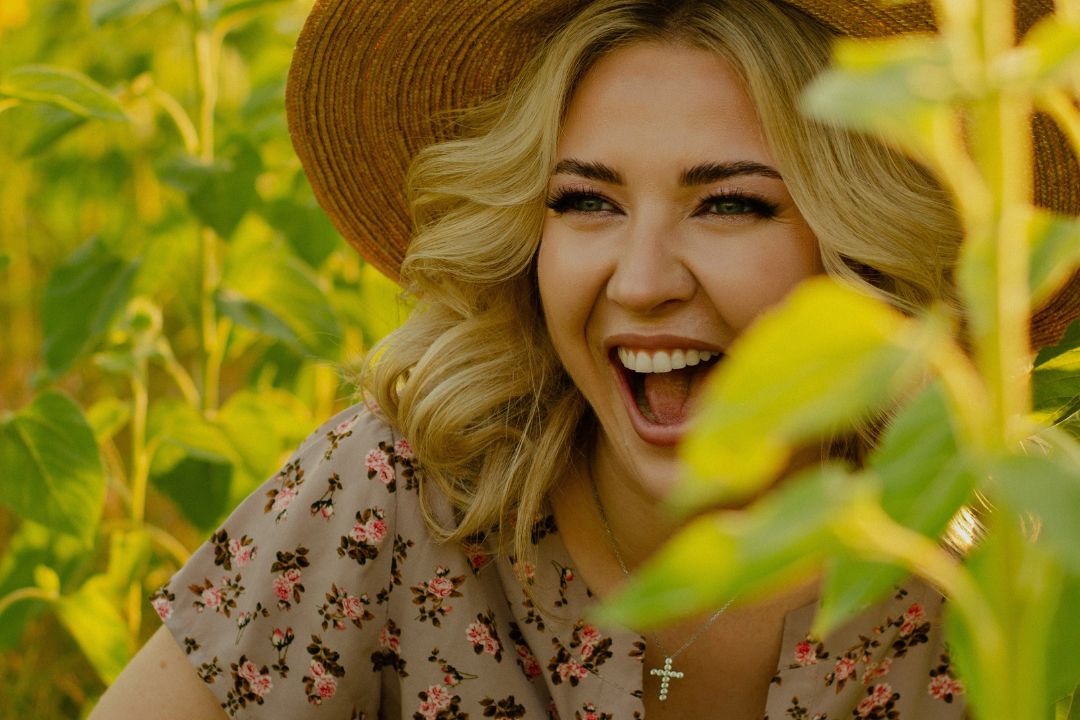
xmin=550 ymin=158 xmax=783 ymax=185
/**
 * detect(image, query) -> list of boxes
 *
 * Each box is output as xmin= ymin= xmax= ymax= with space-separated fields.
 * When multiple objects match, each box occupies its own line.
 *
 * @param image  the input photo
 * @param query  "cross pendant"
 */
xmin=649 ymin=657 xmax=684 ymax=701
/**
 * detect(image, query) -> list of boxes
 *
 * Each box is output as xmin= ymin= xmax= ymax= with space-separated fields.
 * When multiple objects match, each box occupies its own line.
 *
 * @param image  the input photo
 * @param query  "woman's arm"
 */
xmin=88 ymin=625 xmax=226 ymax=720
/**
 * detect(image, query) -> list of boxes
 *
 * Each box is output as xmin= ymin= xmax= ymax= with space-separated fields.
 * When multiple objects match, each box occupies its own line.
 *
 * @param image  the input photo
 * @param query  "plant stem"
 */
xmin=129 ymin=364 xmax=150 ymax=526
xmin=837 ymin=505 xmax=1013 ymax=719
xmin=192 ymin=0 xmax=223 ymax=415
xmin=0 ymin=587 xmax=58 ymax=617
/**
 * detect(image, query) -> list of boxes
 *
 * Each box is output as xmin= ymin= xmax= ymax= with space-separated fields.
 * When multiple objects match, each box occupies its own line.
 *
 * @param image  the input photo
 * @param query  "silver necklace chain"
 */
xmin=588 ymin=473 xmax=733 ymax=701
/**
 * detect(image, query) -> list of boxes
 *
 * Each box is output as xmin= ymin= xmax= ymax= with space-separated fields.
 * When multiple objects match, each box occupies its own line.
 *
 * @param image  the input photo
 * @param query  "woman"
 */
xmin=92 ymin=0 xmax=1076 ymax=718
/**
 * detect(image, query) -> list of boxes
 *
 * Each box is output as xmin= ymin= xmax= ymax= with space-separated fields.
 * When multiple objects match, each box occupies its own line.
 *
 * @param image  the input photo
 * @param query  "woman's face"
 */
xmin=538 ymin=41 xmax=822 ymax=498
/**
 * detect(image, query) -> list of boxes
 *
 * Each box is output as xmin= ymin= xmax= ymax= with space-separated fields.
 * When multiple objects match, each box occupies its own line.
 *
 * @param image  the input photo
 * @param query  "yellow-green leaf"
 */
xmin=54 ymin=575 xmax=132 ymax=684
xmin=596 ymin=466 xmax=872 ymax=630
xmin=677 ymin=277 xmax=921 ymax=508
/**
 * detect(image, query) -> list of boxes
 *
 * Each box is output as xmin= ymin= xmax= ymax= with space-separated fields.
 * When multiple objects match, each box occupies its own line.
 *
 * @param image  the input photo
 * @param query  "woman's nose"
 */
xmin=605 ymin=221 xmax=695 ymax=313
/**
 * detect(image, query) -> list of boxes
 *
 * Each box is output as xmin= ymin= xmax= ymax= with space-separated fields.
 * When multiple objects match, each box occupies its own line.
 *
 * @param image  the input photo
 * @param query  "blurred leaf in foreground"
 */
xmin=817 ymin=383 xmax=975 ymax=635
xmin=678 ymin=277 xmax=925 ymax=508
xmin=596 ymin=465 xmax=874 ymax=630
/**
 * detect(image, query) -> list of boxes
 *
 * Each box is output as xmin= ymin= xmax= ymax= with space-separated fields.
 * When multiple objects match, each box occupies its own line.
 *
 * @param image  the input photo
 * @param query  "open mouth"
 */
xmin=611 ymin=346 xmax=724 ymax=443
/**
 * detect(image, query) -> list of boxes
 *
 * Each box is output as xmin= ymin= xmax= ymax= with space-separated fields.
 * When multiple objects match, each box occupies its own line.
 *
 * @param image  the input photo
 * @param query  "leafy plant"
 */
xmin=0 ymin=0 xmax=405 ymax=715
xmin=598 ymin=2 xmax=1080 ymax=720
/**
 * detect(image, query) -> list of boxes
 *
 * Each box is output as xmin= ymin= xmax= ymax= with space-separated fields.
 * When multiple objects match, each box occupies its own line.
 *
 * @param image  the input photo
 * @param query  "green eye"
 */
xmin=574 ymin=196 xmax=609 ymax=212
xmin=709 ymin=198 xmax=751 ymax=214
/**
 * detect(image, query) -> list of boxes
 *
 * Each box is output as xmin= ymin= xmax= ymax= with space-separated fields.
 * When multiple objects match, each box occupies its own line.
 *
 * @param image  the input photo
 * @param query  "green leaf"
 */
xmin=157 ymin=139 xmax=261 ymax=238
xmin=86 ymin=397 xmax=131 ymax=443
xmin=0 ymin=66 xmax=126 ymax=121
xmin=217 ymin=389 xmax=311 ymax=504
xmin=0 ymin=391 xmax=105 ymax=544
xmin=801 ymin=36 xmax=956 ymax=162
xmin=219 ymin=235 xmax=342 ymax=360
xmin=1048 ymin=572 xmax=1080 ymax=709
xmin=1029 ymin=210 xmax=1080 ymax=307
xmin=54 ymin=575 xmax=132 ymax=684
xmin=42 ymin=236 xmax=140 ymax=377
xmin=89 ymin=0 xmax=173 ymax=26
xmin=1033 ymin=318 xmax=1080 ymax=425
xmin=990 ymin=452 xmax=1080 ymax=572
xmin=818 ymin=384 xmax=975 ymax=634
xmin=0 ymin=251 xmax=10 ymax=271
xmin=678 ymin=277 xmax=923 ymax=507
xmin=596 ymin=465 xmax=869 ymax=630
xmin=261 ymin=193 xmax=339 ymax=269
xmin=148 ymin=400 xmax=238 ymax=530
xmin=0 ymin=522 xmax=84 ymax=649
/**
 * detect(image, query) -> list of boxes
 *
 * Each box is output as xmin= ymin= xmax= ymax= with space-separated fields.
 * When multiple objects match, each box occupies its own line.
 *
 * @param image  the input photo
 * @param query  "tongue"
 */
xmin=642 ymin=370 xmax=693 ymax=425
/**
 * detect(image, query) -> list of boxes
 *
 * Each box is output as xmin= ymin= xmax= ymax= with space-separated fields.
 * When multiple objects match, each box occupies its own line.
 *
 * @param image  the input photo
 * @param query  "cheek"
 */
xmin=699 ymin=232 xmax=822 ymax=329
xmin=536 ymin=225 xmax=610 ymax=380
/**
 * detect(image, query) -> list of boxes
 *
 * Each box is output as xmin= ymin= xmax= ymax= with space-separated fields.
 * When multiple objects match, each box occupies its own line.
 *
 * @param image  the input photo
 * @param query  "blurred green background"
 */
xmin=0 ymin=1 xmax=406 ymax=715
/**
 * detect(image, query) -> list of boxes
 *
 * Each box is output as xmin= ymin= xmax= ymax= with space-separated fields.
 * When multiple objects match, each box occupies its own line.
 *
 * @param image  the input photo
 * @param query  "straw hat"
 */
xmin=286 ymin=0 xmax=1079 ymax=347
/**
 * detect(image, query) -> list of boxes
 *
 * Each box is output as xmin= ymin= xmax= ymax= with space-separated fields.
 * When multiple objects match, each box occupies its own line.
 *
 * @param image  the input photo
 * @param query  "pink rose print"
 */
xmin=393 ymin=438 xmax=414 ymax=459
xmin=366 ymin=518 xmax=388 ymax=544
xmin=272 ymin=574 xmax=292 ymax=601
xmin=271 ymin=485 xmax=297 ymax=514
xmin=201 ymin=587 xmax=223 ymax=610
xmin=794 ymin=640 xmax=819 ymax=666
xmin=427 ymin=684 xmax=452 ymax=710
xmin=238 ymin=660 xmax=260 ymax=682
xmin=557 ymin=660 xmax=589 ymax=683
xmin=318 ymin=504 xmax=334 ymax=520
xmin=856 ymin=683 xmax=896 ymax=718
xmin=151 ymin=595 xmax=173 ymax=620
xmin=335 ymin=417 xmax=357 ymax=435
xmin=428 ymin=575 xmax=454 ymax=599
xmin=349 ymin=521 xmax=369 ymax=543
xmin=341 ymin=594 xmax=365 ymax=621
xmin=834 ymin=656 xmax=856 ymax=682
xmin=467 ymin=622 xmax=490 ymax=643
xmin=443 ymin=673 xmax=457 ymax=687
xmin=929 ymin=674 xmax=964 ymax=701
xmin=904 ymin=602 xmax=925 ymax=622
xmin=249 ymin=673 xmax=272 ymax=698
xmin=862 ymin=658 xmax=892 ymax=685
xmin=365 ymin=448 xmax=395 ymax=485
xmin=314 ymin=674 xmax=337 ymax=700
xmin=284 ymin=568 xmax=302 ymax=584
xmin=227 ymin=537 xmax=256 ymax=568
xmin=271 ymin=627 xmax=292 ymax=649
xmin=379 ymin=623 xmax=400 ymax=652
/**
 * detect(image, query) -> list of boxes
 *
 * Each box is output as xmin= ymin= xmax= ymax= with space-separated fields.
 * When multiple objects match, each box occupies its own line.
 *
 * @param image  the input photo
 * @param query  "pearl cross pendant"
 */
xmin=649 ymin=657 xmax=684 ymax=701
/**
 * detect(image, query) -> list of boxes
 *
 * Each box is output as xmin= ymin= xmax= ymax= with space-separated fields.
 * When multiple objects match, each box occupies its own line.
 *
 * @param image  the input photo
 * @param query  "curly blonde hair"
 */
xmin=362 ymin=0 xmax=962 ymax=569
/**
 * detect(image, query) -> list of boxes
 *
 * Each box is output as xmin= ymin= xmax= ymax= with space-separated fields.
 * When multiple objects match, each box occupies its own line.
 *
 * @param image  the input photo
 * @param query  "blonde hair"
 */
xmin=362 ymin=0 xmax=963 ymax=570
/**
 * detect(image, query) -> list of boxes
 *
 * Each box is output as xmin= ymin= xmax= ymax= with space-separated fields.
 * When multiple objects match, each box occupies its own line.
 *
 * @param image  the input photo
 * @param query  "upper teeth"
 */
xmin=617 ymin=348 xmax=718 ymax=374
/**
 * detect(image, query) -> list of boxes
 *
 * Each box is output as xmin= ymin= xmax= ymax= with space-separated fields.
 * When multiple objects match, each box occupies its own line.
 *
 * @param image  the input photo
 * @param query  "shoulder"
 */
xmin=150 ymin=401 xmax=424 ymax=718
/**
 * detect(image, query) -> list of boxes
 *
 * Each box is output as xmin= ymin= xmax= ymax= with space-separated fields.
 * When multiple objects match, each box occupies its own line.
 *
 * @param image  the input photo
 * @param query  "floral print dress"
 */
xmin=153 ymin=404 xmax=968 ymax=719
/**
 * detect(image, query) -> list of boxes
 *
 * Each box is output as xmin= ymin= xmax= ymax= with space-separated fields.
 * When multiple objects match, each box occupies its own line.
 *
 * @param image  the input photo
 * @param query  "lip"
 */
xmin=606 ymin=336 xmax=725 ymax=447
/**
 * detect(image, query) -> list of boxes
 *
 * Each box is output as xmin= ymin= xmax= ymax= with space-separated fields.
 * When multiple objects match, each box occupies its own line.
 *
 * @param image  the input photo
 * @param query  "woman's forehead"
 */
xmin=555 ymin=42 xmax=774 ymax=175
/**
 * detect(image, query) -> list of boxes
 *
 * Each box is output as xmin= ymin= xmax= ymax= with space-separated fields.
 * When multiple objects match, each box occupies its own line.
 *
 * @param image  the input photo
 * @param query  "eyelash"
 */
xmin=544 ymin=185 xmax=779 ymax=219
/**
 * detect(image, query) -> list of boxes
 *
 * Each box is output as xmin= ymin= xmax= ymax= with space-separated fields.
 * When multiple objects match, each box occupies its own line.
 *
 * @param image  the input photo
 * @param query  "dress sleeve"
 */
xmin=150 ymin=405 xmax=402 ymax=718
